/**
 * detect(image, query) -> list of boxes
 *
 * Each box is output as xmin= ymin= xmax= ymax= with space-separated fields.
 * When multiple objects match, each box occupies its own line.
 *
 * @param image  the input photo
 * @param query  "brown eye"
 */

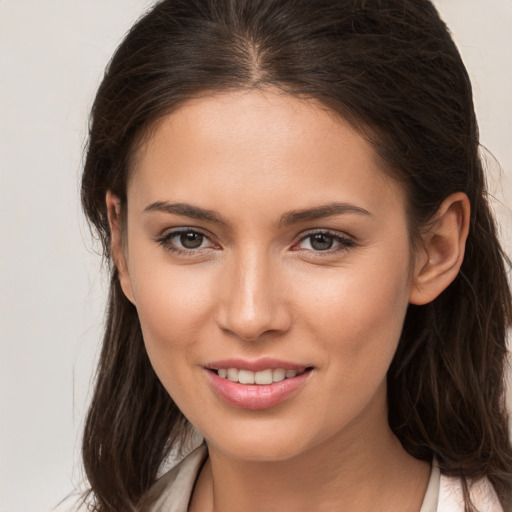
xmin=294 ymin=230 xmax=355 ymax=253
xmin=157 ymin=228 xmax=215 ymax=253
xmin=309 ymin=233 xmax=334 ymax=251
xmin=180 ymin=231 xmax=204 ymax=249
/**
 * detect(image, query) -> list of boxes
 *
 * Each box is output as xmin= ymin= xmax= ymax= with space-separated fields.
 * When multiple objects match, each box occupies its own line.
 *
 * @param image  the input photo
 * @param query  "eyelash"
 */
xmin=292 ymin=230 xmax=355 ymax=253
xmin=156 ymin=228 xmax=217 ymax=256
xmin=156 ymin=228 xmax=355 ymax=255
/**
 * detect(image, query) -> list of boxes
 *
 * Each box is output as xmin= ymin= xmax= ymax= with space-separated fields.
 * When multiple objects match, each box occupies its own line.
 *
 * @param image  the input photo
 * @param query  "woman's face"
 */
xmin=118 ymin=89 xmax=419 ymax=461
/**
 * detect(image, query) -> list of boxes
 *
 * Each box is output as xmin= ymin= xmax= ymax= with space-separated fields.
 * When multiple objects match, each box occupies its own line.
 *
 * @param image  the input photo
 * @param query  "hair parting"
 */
xmin=80 ymin=1 xmax=512 ymax=510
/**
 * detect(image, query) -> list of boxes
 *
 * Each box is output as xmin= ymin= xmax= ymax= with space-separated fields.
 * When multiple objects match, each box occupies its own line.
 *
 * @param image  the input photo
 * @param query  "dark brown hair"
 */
xmin=80 ymin=0 xmax=512 ymax=510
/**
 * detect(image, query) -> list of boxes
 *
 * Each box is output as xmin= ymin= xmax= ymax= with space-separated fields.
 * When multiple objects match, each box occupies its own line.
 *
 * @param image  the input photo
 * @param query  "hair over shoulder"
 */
xmin=80 ymin=1 xmax=512 ymax=510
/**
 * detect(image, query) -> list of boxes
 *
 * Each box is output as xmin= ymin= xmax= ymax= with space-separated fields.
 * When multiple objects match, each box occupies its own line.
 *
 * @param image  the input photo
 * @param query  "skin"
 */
xmin=108 ymin=89 xmax=470 ymax=512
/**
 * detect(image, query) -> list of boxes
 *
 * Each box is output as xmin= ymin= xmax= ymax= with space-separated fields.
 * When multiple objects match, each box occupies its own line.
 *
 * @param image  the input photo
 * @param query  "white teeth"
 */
xmin=216 ymin=367 xmax=306 ymax=384
xmin=254 ymin=369 xmax=273 ymax=385
xmin=238 ymin=369 xmax=255 ymax=384
xmin=272 ymin=368 xmax=286 ymax=382
xmin=227 ymin=368 xmax=239 ymax=382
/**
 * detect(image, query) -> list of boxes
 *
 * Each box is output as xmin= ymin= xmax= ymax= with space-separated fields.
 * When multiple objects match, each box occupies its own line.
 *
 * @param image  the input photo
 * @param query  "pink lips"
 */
xmin=205 ymin=358 xmax=313 ymax=410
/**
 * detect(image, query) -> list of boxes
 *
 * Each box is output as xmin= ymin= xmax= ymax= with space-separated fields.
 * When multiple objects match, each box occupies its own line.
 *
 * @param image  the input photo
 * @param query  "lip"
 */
xmin=206 ymin=363 xmax=313 ymax=410
xmin=205 ymin=357 xmax=309 ymax=372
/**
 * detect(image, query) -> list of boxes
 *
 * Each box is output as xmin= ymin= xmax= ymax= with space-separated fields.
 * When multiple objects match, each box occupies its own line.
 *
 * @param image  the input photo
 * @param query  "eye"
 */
xmin=157 ymin=228 xmax=216 ymax=253
xmin=177 ymin=231 xmax=206 ymax=249
xmin=294 ymin=231 xmax=355 ymax=252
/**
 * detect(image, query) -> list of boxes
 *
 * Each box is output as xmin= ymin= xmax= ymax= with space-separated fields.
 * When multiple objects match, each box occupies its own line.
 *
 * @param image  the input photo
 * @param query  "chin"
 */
xmin=199 ymin=416 xmax=325 ymax=463
xmin=212 ymin=436 xmax=307 ymax=462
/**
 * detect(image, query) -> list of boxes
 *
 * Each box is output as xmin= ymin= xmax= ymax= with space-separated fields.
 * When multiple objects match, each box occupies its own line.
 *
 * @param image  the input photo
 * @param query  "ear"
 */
xmin=409 ymin=192 xmax=470 ymax=305
xmin=106 ymin=191 xmax=136 ymax=304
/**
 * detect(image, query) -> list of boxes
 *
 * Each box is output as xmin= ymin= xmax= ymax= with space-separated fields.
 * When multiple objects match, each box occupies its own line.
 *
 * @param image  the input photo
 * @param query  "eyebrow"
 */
xmin=278 ymin=202 xmax=371 ymax=226
xmin=144 ymin=201 xmax=228 ymax=225
xmin=144 ymin=201 xmax=371 ymax=226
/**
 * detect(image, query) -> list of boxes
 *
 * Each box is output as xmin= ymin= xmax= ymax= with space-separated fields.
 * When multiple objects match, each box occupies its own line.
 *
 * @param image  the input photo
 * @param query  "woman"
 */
xmin=80 ymin=0 xmax=512 ymax=510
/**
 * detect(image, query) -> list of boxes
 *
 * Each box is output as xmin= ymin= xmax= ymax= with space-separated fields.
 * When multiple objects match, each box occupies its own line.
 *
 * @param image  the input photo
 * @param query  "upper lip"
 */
xmin=205 ymin=357 xmax=312 ymax=372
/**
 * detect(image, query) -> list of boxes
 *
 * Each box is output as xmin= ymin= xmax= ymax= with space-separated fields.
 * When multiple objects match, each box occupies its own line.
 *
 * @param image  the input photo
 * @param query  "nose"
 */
xmin=215 ymin=250 xmax=292 ymax=342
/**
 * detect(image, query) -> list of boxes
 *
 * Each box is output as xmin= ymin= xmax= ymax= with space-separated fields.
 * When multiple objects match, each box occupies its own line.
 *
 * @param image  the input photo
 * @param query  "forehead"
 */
xmin=133 ymin=89 xmax=374 ymax=171
xmin=128 ymin=89 xmax=405 ymax=221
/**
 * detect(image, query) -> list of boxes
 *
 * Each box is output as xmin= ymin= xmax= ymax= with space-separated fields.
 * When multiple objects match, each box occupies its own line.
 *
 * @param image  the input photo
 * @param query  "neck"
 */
xmin=189 ymin=389 xmax=430 ymax=512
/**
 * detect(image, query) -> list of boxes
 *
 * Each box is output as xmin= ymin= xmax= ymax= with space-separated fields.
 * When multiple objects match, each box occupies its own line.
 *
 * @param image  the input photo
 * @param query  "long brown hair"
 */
xmin=80 ymin=0 xmax=512 ymax=510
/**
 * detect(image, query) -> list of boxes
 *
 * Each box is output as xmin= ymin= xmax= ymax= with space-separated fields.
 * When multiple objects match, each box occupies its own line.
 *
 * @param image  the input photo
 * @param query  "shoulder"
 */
xmin=141 ymin=444 xmax=208 ymax=512
xmin=438 ymin=472 xmax=503 ymax=512
xmin=140 ymin=449 xmax=504 ymax=512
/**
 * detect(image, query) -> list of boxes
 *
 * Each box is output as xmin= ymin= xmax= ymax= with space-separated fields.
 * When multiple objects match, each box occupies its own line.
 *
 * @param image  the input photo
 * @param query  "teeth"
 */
xmin=272 ymin=368 xmax=286 ymax=382
xmin=238 ymin=369 xmax=255 ymax=384
xmin=254 ymin=369 xmax=273 ymax=385
xmin=227 ymin=368 xmax=239 ymax=382
xmin=216 ymin=367 xmax=305 ymax=385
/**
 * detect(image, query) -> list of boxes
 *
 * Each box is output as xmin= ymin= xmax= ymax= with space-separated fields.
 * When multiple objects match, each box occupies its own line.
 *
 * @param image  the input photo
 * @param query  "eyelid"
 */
xmin=156 ymin=227 xmax=219 ymax=253
xmin=291 ymin=228 xmax=356 ymax=252
xmin=155 ymin=226 xmax=355 ymax=255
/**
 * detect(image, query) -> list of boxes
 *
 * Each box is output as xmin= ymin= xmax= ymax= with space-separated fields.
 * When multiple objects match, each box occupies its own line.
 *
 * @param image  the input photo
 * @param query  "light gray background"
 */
xmin=0 ymin=1 xmax=511 ymax=511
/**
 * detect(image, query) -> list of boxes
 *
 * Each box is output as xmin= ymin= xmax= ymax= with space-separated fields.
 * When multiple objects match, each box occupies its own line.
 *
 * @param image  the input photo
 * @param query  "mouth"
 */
xmin=205 ymin=360 xmax=314 ymax=410
xmin=210 ymin=367 xmax=311 ymax=385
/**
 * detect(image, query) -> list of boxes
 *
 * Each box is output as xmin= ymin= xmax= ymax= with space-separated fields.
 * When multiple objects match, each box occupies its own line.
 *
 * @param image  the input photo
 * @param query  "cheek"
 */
xmin=127 ymin=249 xmax=217 ymax=372
xmin=293 ymin=251 xmax=411 ymax=376
xmin=286 ymin=260 xmax=411 ymax=435
xmin=130 ymin=267 xmax=217 ymax=416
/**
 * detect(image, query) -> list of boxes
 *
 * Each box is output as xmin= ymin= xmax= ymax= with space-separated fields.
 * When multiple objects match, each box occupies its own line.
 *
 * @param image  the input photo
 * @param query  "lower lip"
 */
xmin=206 ymin=369 xmax=312 ymax=410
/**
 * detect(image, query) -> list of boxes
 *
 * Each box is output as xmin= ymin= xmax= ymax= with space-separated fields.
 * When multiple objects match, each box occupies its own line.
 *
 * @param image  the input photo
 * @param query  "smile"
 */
xmin=216 ymin=368 xmax=306 ymax=385
xmin=206 ymin=361 xmax=314 ymax=410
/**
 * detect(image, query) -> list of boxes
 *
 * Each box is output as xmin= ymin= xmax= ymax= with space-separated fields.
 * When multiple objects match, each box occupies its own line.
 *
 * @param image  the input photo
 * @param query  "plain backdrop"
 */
xmin=0 ymin=1 xmax=511 ymax=511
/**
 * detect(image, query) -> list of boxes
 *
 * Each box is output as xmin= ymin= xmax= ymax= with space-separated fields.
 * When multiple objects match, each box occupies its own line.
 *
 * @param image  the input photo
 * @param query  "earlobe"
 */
xmin=409 ymin=192 xmax=470 ymax=306
xmin=106 ymin=191 xmax=136 ymax=305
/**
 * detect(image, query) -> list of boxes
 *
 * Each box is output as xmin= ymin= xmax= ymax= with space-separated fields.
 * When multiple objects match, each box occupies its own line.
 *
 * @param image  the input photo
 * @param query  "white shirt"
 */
xmin=143 ymin=445 xmax=504 ymax=512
